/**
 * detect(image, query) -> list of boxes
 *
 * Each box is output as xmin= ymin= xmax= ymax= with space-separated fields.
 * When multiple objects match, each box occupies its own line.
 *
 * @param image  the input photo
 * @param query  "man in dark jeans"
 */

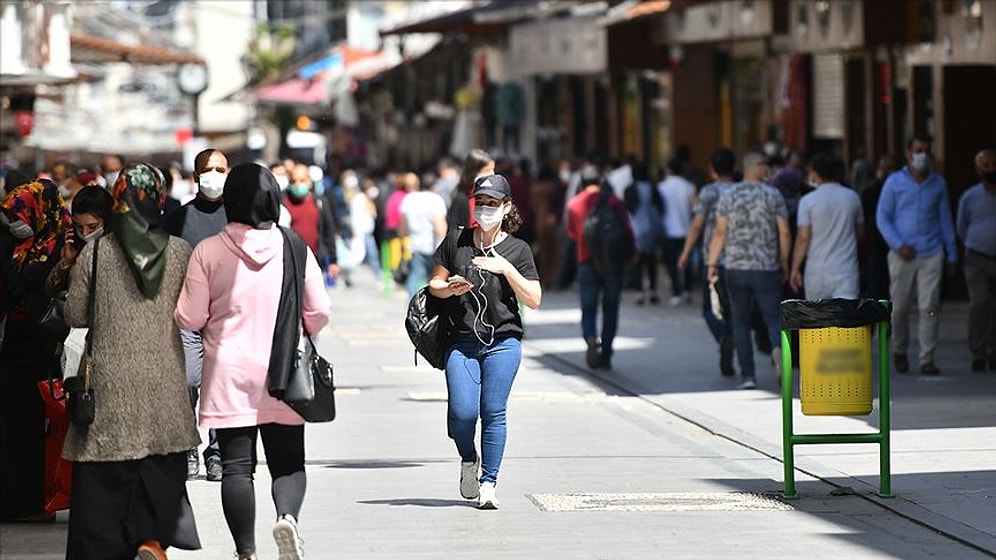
xmin=706 ymin=151 xmax=790 ymax=389
xmin=566 ymin=166 xmax=634 ymax=371
xmin=164 ymin=147 xmax=229 ymax=481
xmin=679 ymin=148 xmax=737 ymax=376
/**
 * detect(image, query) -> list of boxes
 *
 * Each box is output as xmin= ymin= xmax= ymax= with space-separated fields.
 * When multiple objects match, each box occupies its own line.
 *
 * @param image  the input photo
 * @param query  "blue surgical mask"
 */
xmin=288 ymin=183 xmax=310 ymax=199
xmin=911 ymin=152 xmax=931 ymax=172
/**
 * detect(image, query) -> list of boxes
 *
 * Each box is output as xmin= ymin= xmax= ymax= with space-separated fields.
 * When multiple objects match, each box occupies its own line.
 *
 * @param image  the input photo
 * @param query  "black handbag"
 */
xmin=284 ymin=335 xmax=336 ymax=422
xmin=64 ymin=237 xmax=99 ymax=427
xmin=268 ymin=227 xmax=336 ymax=423
xmin=37 ymin=290 xmax=70 ymax=341
xmin=393 ymin=257 xmax=411 ymax=285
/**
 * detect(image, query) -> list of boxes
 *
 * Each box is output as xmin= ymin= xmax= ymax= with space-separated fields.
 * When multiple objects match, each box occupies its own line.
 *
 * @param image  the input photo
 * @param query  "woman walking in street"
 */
xmin=62 ymin=163 xmax=201 ymax=559
xmin=0 ymin=178 xmax=72 ymax=523
xmin=428 ymin=173 xmax=541 ymax=509
xmin=174 ymin=163 xmax=331 ymax=559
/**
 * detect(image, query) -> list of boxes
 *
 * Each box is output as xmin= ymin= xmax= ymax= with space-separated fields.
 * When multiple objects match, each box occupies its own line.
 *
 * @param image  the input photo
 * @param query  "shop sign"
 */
xmin=509 ymin=16 xmax=607 ymax=76
xmin=789 ymin=0 xmax=865 ymax=53
xmin=655 ymin=1 xmax=773 ymax=45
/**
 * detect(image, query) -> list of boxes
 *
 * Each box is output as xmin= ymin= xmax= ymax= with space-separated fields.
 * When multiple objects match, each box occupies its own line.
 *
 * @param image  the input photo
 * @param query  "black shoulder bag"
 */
xmin=267 ymin=227 xmax=336 ymax=423
xmin=63 ymin=236 xmax=99 ymax=427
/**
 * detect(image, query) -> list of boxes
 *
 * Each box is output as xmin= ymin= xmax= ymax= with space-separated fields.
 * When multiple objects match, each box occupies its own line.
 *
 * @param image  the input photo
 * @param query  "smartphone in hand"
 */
xmin=448 ymin=275 xmax=473 ymax=287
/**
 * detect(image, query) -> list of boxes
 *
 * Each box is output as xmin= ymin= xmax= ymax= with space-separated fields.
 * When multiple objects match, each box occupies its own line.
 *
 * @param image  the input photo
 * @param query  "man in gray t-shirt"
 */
xmin=790 ymin=153 xmax=864 ymax=299
xmin=706 ymin=152 xmax=790 ymax=389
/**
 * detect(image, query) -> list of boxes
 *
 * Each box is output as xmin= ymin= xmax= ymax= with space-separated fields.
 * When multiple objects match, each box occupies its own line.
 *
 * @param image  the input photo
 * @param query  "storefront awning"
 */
xmin=254 ymin=46 xmax=396 ymax=106
xmin=379 ymin=2 xmax=566 ymax=37
xmin=70 ymin=33 xmax=203 ymax=65
xmin=598 ymin=1 xmax=672 ymax=26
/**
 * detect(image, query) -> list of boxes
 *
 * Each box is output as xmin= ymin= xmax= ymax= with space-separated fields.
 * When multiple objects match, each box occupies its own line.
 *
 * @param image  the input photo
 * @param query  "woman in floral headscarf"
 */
xmin=63 ymin=163 xmax=201 ymax=559
xmin=0 ymin=178 xmax=72 ymax=522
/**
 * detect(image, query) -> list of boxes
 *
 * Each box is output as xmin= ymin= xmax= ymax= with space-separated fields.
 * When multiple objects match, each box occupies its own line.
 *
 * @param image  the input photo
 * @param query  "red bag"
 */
xmin=37 ymin=380 xmax=72 ymax=514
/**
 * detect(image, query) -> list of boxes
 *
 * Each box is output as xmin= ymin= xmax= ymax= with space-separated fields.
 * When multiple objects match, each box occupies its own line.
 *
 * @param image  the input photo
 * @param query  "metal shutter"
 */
xmin=812 ymin=53 xmax=844 ymax=139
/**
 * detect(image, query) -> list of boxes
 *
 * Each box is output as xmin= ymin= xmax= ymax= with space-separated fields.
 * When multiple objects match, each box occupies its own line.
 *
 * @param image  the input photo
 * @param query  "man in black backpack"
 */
xmin=566 ymin=165 xmax=635 ymax=370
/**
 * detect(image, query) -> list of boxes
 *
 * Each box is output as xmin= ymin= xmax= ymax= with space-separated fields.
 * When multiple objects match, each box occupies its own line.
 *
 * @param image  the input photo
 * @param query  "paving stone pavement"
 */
xmin=2 ymin=272 xmax=993 ymax=559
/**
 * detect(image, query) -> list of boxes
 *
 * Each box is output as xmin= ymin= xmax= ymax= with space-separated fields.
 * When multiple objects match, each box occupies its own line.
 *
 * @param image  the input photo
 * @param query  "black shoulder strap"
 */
xmin=268 ymin=227 xmax=309 ymax=398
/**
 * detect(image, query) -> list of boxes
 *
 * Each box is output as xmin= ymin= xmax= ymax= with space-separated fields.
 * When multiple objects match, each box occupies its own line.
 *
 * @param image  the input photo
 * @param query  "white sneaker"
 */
xmin=668 ymin=295 xmax=684 ymax=307
xmin=737 ymin=378 xmax=757 ymax=390
xmin=273 ymin=514 xmax=304 ymax=560
xmin=477 ymin=482 xmax=498 ymax=510
xmin=460 ymin=457 xmax=480 ymax=499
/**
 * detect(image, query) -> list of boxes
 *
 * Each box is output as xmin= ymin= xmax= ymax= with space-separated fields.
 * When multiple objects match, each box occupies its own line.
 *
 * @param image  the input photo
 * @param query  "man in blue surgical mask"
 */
xmin=876 ymin=135 xmax=957 ymax=376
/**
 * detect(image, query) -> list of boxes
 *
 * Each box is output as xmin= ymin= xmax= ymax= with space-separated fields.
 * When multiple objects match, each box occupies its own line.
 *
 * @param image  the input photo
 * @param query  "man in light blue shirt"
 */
xmin=876 ymin=135 xmax=958 ymax=375
xmin=956 ymin=148 xmax=996 ymax=372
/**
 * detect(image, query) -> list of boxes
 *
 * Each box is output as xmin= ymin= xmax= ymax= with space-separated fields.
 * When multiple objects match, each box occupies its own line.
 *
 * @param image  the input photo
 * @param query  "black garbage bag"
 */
xmin=780 ymin=298 xmax=891 ymax=330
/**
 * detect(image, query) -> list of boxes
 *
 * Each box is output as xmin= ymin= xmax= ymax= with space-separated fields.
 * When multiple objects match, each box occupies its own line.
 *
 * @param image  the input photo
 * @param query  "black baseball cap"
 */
xmin=473 ymin=174 xmax=512 ymax=200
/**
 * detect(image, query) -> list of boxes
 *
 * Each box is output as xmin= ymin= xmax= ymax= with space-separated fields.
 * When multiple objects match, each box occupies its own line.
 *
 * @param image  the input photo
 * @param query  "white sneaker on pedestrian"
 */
xmin=460 ymin=457 xmax=480 ymax=499
xmin=273 ymin=514 xmax=304 ymax=560
xmin=737 ymin=378 xmax=757 ymax=390
xmin=668 ymin=295 xmax=684 ymax=307
xmin=478 ymin=482 xmax=498 ymax=510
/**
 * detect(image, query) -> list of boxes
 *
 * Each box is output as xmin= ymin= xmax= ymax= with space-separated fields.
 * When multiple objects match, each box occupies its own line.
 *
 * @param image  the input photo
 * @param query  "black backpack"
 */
xmin=405 ymin=286 xmax=451 ymax=370
xmin=583 ymin=188 xmax=634 ymax=274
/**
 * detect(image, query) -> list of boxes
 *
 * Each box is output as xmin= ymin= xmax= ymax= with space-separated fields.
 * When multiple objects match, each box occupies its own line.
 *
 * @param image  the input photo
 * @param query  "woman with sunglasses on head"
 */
xmin=428 ymin=173 xmax=542 ymax=510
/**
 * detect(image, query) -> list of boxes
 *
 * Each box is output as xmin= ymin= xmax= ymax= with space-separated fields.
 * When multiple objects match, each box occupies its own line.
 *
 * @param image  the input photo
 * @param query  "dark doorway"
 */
xmin=941 ymin=65 xmax=996 ymax=300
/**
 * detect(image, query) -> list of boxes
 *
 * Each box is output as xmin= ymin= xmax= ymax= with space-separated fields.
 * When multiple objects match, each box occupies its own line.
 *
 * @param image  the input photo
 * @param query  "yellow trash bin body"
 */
xmin=799 ymin=325 xmax=873 ymax=416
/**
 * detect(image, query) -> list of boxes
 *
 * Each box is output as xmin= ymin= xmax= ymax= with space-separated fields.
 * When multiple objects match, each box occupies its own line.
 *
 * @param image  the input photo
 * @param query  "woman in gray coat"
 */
xmin=63 ymin=163 xmax=201 ymax=560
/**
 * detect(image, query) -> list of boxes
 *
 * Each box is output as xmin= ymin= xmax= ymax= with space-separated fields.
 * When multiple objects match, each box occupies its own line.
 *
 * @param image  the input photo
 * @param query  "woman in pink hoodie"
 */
xmin=174 ymin=163 xmax=331 ymax=560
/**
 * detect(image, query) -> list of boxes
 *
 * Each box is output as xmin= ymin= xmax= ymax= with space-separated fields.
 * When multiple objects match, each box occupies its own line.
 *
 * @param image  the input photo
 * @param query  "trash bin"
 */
xmin=781 ymin=299 xmax=891 ymax=417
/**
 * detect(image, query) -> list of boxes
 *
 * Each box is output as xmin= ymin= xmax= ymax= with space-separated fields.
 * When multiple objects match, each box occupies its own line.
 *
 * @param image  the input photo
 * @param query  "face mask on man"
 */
xmin=58 ymin=185 xmax=72 ymax=199
xmin=288 ymin=183 xmax=310 ymax=199
xmin=198 ymin=171 xmax=226 ymax=199
xmin=104 ymin=171 xmax=119 ymax=188
xmin=276 ymin=176 xmax=290 ymax=190
xmin=8 ymin=219 xmax=34 ymax=239
xmin=473 ymin=204 xmax=506 ymax=231
xmin=980 ymin=170 xmax=996 ymax=184
xmin=911 ymin=152 xmax=931 ymax=173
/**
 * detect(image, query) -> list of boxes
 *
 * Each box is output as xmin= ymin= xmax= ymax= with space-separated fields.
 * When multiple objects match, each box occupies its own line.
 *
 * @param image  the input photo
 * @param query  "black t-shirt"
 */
xmin=433 ymin=227 xmax=539 ymax=340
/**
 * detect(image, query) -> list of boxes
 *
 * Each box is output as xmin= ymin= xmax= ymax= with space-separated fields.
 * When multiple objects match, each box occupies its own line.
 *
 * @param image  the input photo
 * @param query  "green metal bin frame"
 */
xmin=780 ymin=301 xmax=893 ymax=499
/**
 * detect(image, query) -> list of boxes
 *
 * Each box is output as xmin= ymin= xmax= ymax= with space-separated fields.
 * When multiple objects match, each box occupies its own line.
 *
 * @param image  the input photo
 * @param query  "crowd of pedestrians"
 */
xmin=1 ymin=134 xmax=993 ymax=557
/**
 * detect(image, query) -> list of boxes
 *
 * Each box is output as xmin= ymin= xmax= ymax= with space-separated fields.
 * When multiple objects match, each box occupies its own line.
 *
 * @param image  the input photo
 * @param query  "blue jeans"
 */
xmin=445 ymin=335 xmax=521 ymax=485
xmin=406 ymin=252 xmax=434 ymax=298
xmin=578 ymin=261 xmax=623 ymax=360
xmin=725 ymin=269 xmax=782 ymax=379
xmin=362 ymin=233 xmax=381 ymax=274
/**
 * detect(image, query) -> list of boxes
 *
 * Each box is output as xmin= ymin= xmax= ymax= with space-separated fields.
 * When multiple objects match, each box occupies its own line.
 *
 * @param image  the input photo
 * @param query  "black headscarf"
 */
xmin=223 ymin=163 xmax=282 ymax=229
xmin=108 ymin=162 xmax=169 ymax=299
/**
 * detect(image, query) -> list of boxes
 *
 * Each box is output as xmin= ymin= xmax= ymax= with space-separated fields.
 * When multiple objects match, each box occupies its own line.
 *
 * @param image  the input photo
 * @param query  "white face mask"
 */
xmin=8 ymin=219 xmax=34 ymax=239
xmin=198 ymin=171 xmax=226 ymax=199
xmin=559 ymin=170 xmax=571 ymax=184
xmin=104 ymin=171 xmax=119 ymax=188
xmin=81 ymin=227 xmax=103 ymax=244
xmin=275 ymin=176 xmax=290 ymax=190
xmin=911 ymin=152 xmax=931 ymax=173
xmin=58 ymin=185 xmax=72 ymax=199
xmin=474 ymin=204 xmax=505 ymax=231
